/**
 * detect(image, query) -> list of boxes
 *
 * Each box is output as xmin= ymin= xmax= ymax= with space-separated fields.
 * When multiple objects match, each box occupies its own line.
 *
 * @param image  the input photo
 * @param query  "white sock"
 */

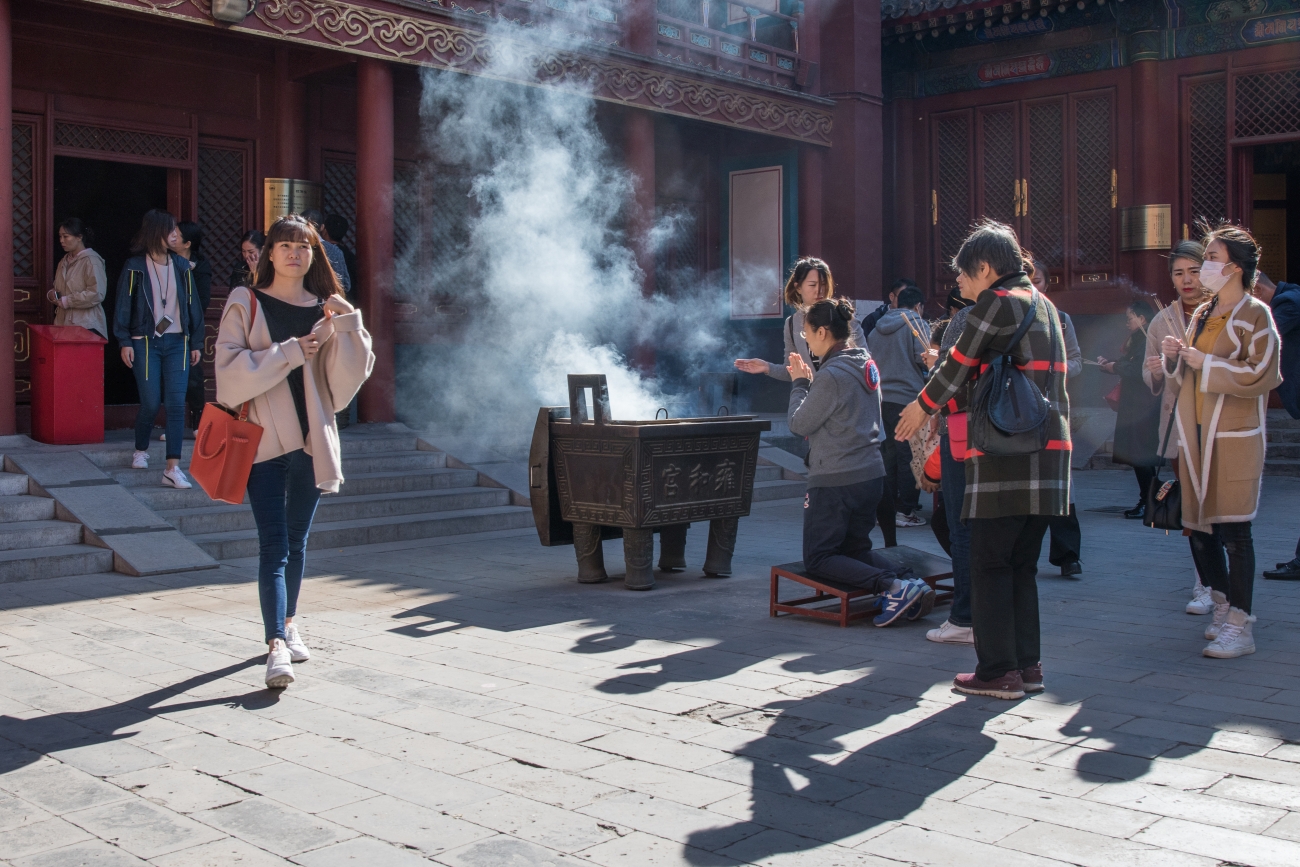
xmin=889 ymin=578 xmax=906 ymax=593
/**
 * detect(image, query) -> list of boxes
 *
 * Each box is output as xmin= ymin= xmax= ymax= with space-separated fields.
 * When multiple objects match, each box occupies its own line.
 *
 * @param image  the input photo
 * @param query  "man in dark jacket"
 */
xmin=895 ymin=220 xmax=1070 ymax=700
xmin=868 ymin=286 xmax=930 ymax=528
xmin=1257 ymin=273 xmax=1300 ymax=580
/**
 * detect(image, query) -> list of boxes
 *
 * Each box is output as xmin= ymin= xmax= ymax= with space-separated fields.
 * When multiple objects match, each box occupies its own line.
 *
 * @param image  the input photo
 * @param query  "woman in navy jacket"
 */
xmin=112 ymin=209 xmax=205 ymax=488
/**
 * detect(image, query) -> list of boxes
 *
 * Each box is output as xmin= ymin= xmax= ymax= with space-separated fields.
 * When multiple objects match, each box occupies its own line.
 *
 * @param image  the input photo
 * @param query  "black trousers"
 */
xmin=1133 ymin=466 xmax=1158 ymax=503
xmin=185 ymin=358 xmax=206 ymax=428
xmin=1047 ymin=504 xmax=1080 ymax=566
xmin=969 ymin=514 xmax=1051 ymax=681
xmin=802 ymin=477 xmax=897 ymax=594
xmin=1189 ymin=521 xmax=1255 ymax=614
xmin=880 ymin=401 xmax=921 ymax=517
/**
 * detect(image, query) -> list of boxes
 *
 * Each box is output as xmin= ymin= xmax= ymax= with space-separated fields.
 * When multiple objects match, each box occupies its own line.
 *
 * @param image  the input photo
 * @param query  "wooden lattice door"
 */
xmin=1022 ymin=97 xmax=1066 ymax=286
xmin=931 ymin=110 xmax=974 ymax=295
xmin=1069 ymin=90 xmax=1117 ymax=285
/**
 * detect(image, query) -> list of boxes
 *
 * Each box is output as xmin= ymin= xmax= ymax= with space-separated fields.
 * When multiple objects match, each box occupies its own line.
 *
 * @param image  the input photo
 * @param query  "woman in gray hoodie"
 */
xmin=788 ymin=299 xmax=934 ymax=626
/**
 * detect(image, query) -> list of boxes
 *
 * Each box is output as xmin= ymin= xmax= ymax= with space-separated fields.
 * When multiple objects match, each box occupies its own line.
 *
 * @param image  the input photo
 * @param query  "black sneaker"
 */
xmin=1122 ymin=502 xmax=1146 ymax=520
xmin=1060 ymin=560 xmax=1083 ymax=578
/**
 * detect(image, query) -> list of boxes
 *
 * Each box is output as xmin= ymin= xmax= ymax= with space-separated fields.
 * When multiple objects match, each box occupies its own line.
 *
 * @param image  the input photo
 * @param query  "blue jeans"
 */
xmin=802 ymin=476 xmax=899 ymax=594
xmin=131 ymin=333 xmax=189 ymax=458
xmin=247 ymin=449 xmax=323 ymax=643
xmin=940 ymin=434 xmax=972 ymax=628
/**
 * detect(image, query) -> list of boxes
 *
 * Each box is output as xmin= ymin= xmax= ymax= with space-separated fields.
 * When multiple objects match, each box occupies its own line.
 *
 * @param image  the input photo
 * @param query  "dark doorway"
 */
xmin=1253 ymin=143 xmax=1300 ymax=286
xmin=53 ymin=157 xmax=168 ymax=405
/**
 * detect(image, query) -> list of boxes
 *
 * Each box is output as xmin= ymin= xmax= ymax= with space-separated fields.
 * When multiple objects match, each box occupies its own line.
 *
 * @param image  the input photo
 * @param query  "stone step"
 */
xmin=110 ymin=449 xmax=450 ymax=489
xmin=0 ymin=494 xmax=56 ymax=523
xmin=1268 ymin=429 xmax=1300 ymax=443
xmin=0 ymin=520 xmax=84 ymax=552
xmin=0 ymin=473 xmax=29 ymax=496
xmin=160 ymin=486 xmax=513 ymax=536
xmin=754 ymin=465 xmax=783 ymax=483
xmin=1264 ymin=459 xmax=1300 ymax=477
xmin=1267 ymin=442 xmax=1300 ymax=459
xmin=189 ymin=504 xmax=536 ymax=561
xmin=751 ymin=478 xmax=806 ymax=502
xmin=81 ymin=433 xmax=425 ymax=468
xmin=0 ymin=544 xmax=115 ymax=583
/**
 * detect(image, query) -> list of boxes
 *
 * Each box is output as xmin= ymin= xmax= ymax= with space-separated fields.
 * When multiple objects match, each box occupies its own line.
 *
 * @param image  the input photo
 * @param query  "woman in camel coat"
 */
xmin=1161 ymin=224 xmax=1280 ymax=660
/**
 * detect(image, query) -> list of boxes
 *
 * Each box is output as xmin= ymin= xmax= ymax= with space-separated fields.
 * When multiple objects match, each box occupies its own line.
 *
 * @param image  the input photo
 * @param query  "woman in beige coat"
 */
xmin=1143 ymin=240 xmax=1212 ymax=614
xmin=215 ymin=216 xmax=374 ymax=688
xmin=1160 ymin=224 xmax=1281 ymax=659
xmin=48 ymin=218 xmax=107 ymax=338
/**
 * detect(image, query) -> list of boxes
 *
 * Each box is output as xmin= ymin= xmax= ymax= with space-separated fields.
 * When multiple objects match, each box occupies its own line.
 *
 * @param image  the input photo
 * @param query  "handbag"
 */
xmin=1143 ymin=405 xmax=1182 ymax=531
xmin=968 ymin=286 xmax=1058 ymax=456
xmin=947 ymin=412 xmax=968 ymax=460
xmin=1104 ymin=381 xmax=1122 ymax=412
xmin=190 ymin=292 xmax=264 ymax=505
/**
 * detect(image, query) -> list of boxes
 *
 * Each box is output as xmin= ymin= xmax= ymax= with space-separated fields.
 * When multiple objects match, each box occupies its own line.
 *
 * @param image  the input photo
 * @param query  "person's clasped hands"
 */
xmin=786 ymin=352 xmax=814 ymax=382
xmin=1161 ymin=333 xmax=1206 ymax=371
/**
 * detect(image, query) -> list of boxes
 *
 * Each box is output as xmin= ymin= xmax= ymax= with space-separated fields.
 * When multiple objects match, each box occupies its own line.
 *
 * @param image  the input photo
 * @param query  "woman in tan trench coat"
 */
xmin=1161 ymin=224 xmax=1281 ymax=659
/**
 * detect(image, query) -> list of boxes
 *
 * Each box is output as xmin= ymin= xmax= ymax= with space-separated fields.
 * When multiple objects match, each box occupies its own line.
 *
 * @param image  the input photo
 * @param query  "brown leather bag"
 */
xmin=190 ymin=292 xmax=263 ymax=505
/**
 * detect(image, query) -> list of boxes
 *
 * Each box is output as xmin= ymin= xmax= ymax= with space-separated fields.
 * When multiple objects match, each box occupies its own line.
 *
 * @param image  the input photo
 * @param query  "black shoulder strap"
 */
xmin=1003 ymin=289 xmax=1040 ymax=356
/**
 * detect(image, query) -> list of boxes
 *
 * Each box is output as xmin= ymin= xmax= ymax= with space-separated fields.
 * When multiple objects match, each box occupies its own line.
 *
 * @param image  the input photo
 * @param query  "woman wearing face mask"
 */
xmin=216 ymin=216 xmax=374 ymax=688
xmin=1097 ymin=298 xmax=1161 ymax=517
xmin=1160 ymin=223 xmax=1280 ymax=658
xmin=734 ymin=257 xmax=866 ymax=381
xmin=787 ymin=298 xmax=933 ymax=626
xmin=1144 ymin=240 xmax=1213 ymax=614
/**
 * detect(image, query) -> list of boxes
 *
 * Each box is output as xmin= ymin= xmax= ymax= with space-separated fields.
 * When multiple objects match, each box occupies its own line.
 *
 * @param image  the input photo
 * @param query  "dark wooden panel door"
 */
xmin=976 ymin=104 xmax=1021 ymax=231
xmin=1069 ymin=89 xmax=1117 ymax=286
xmin=931 ymin=109 xmax=974 ymax=294
xmin=1022 ymin=97 xmax=1066 ymax=288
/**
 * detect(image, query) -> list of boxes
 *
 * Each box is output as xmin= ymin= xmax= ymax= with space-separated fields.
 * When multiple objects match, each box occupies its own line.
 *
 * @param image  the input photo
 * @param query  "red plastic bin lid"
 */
xmin=27 ymin=324 xmax=108 ymax=345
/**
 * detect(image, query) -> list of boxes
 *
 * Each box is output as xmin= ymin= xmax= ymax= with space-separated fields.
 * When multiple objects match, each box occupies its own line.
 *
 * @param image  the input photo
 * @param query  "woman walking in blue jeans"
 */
xmin=215 ymin=216 xmax=374 ymax=688
xmin=113 ymin=210 xmax=205 ymax=489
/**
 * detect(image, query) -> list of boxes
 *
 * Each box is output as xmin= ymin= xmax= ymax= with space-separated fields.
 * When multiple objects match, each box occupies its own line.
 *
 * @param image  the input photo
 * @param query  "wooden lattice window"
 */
xmin=934 ymin=112 xmax=972 ymax=267
xmin=12 ymin=123 xmax=34 ymax=280
xmin=1188 ymin=78 xmax=1227 ymax=223
xmin=53 ymin=121 xmax=190 ymax=163
xmin=1026 ymin=100 xmax=1064 ymax=269
xmin=197 ymin=146 xmax=246 ymax=289
xmin=1073 ymin=94 xmax=1113 ymax=269
xmin=1235 ymin=69 xmax=1300 ymax=140
xmin=322 ymin=157 xmax=357 ymax=248
xmin=394 ymin=162 xmax=421 ymax=264
xmin=979 ymin=107 xmax=1018 ymax=227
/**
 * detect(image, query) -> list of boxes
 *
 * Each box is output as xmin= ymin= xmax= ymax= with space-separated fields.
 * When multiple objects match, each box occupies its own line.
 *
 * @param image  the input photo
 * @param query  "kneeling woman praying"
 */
xmin=787 ymin=298 xmax=933 ymax=626
xmin=215 ymin=216 xmax=375 ymax=688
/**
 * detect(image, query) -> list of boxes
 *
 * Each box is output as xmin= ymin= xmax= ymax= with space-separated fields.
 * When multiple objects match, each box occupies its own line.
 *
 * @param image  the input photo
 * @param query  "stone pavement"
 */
xmin=1 ymin=468 xmax=1299 ymax=867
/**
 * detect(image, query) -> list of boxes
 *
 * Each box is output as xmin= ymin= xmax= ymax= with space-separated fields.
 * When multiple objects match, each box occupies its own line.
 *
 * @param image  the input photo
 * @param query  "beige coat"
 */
xmin=1165 ymin=294 xmax=1281 ymax=532
xmin=1143 ymin=301 xmax=1191 ymax=459
xmin=53 ymin=248 xmax=107 ymax=337
xmin=214 ymin=286 xmax=374 ymax=493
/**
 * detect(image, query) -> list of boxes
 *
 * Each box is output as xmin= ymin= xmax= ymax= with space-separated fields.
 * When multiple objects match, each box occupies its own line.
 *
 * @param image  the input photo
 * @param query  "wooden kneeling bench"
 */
xmin=770 ymin=546 xmax=954 ymax=627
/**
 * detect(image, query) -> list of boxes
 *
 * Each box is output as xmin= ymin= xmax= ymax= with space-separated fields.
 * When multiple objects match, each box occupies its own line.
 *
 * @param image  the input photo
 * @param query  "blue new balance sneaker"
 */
xmin=907 ymin=579 xmax=937 ymax=621
xmin=873 ymin=580 xmax=924 ymax=627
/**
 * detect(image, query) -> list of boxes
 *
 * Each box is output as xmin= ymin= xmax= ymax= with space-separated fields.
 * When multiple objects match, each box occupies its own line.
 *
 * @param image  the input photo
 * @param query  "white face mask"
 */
xmin=1199 ymin=260 xmax=1232 ymax=294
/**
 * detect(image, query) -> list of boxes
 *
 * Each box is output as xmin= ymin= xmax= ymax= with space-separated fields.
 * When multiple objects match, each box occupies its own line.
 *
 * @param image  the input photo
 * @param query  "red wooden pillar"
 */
xmin=819 ymin=0 xmax=882 ymax=301
xmin=798 ymin=145 xmax=824 ymax=257
xmin=275 ymin=47 xmax=308 ymax=179
xmin=0 ymin=0 xmax=14 ymax=435
xmin=624 ymin=108 xmax=656 ymax=372
xmin=356 ymin=58 xmax=395 ymax=422
xmin=1130 ymin=55 xmax=1171 ymax=296
xmin=625 ymin=0 xmax=656 ymax=55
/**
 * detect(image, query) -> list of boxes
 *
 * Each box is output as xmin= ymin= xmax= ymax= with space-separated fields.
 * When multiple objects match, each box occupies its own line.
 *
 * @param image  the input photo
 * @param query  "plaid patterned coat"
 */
xmin=918 ymin=272 xmax=1071 ymax=520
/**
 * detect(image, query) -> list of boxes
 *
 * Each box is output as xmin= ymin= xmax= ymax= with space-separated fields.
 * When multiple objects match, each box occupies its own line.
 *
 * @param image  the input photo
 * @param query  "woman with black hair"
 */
xmin=1161 ymin=222 xmax=1280 ymax=658
xmin=49 ymin=218 xmax=107 ymax=339
xmin=171 ymin=221 xmax=212 ymax=432
xmin=787 ymin=297 xmax=932 ymax=627
xmin=216 ymin=215 xmax=374 ymax=688
xmin=1098 ymin=298 xmax=1161 ymax=518
xmin=112 ymin=209 xmax=204 ymax=488
xmin=230 ymin=230 xmax=265 ymax=289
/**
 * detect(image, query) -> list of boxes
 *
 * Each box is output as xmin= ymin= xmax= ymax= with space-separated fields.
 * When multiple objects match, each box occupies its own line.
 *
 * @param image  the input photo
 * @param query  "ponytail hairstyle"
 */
xmin=1197 ymin=219 xmax=1261 ymax=289
xmin=805 ymin=297 xmax=856 ymax=342
xmin=57 ymin=217 xmax=95 ymax=249
xmin=253 ymin=215 xmax=343 ymax=300
xmin=782 ymin=257 xmax=835 ymax=308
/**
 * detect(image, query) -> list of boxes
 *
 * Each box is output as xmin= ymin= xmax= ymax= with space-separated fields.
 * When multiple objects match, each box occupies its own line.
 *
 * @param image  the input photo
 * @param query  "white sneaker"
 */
xmin=1186 ymin=582 xmax=1213 ymax=615
xmin=1204 ymin=590 xmax=1230 ymax=640
xmin=162 ymin=467 xmax=193 ymax=489
xmin=284 ymin=623 xmax=310 ymax=663
xmin=1204 ymin=608 xmax=1256 ymax=658
xmin=132 ymin=450 xmax=150 ymax=469
xmin=265 ymin=639 xmax=294 ymax=688
xmin=926 ymin=620 xmax=974 ymax=644
xmin=895 ymin=511 xmax=927 ymax=528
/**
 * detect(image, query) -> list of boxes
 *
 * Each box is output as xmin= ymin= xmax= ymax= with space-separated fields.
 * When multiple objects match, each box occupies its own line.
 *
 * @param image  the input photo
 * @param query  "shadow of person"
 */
xmin=0 ymin=657 xmax=269 ymax=776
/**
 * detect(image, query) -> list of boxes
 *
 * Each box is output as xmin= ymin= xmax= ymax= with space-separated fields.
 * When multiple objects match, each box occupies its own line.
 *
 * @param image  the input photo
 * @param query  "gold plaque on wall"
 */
xmin=263 ymin=178 xmax=323 ymax=230
xmin=1120 ymin=205 xmax=1172 ymax=252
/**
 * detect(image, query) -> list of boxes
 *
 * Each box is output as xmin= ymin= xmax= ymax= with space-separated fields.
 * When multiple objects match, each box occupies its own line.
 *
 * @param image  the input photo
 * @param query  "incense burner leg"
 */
xmin=703 ymin=517 xmax=738 ymax=577
xmin=657 ymin=523 xmax=689 ymax=572
xmin=572 ymin=523 xmax=609 ymax=584
xmin=622 ymin=528 xmax=656 ymax=591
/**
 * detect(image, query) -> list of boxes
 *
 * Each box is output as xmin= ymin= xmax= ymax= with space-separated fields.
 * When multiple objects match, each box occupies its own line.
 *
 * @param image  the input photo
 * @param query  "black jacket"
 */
xmin=113 ymin=253 xmax=205 ymax=345
xmin=1272 ymin=281 xmax=1300 ymax=419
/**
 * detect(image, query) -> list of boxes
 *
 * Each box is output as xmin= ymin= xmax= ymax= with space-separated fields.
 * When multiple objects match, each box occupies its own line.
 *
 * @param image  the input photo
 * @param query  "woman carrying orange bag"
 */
xmin=215 ymin=216 xmax=374 ymax=688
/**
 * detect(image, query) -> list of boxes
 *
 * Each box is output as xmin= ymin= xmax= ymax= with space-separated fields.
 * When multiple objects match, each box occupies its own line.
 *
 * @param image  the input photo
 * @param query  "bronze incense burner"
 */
xmin=529 ymin=375 xmax=771 ymax=590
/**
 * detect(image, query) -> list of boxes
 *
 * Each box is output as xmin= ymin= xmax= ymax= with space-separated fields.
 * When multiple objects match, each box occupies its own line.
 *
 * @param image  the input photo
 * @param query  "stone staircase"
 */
xmin=81 ymin=426 xmax=536 ymax=561
xmin=1266 ymin=412 xmax=1300 ymax=477
xmin=750 ymin=462 xmax=805 ymax=501
xmin=0 ymin=469 xmax=115 ymax=582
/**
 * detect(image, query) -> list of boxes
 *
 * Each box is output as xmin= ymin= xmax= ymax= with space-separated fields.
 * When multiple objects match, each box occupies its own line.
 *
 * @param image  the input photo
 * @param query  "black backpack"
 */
xmin=968 ymin=286 xmax=1058 ymax=456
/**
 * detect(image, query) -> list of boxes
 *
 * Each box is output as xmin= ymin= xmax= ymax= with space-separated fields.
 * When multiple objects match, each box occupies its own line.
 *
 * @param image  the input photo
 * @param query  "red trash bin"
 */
xmin=29 ymin=324 xmax=108 ymax=445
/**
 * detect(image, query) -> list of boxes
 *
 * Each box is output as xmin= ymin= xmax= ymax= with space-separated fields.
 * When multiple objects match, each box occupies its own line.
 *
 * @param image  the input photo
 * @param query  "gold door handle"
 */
xmin=931 ymin=190 xmax=938 ymax=226
xmin=1021 ymin=178 xmax=1028 ymax=215
xmin=1111 ymin=169 xmax=1117 ymax=209
xmin=1014 ymin=180 xmax=1021 ymax=217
